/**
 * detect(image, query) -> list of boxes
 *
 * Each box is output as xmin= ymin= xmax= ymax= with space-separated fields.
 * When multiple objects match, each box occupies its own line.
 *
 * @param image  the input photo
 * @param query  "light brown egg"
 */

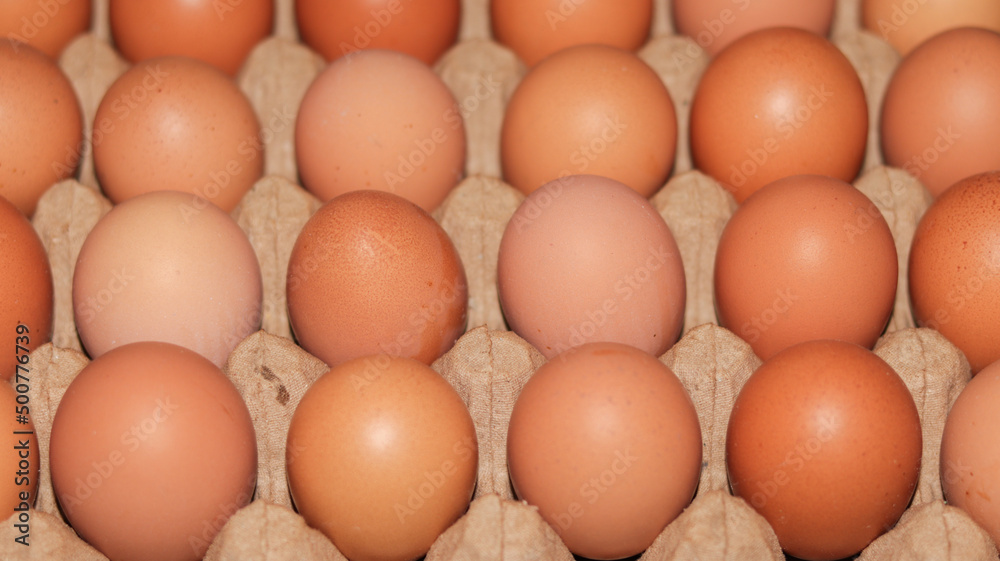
xmin=295 ymin=49 xmax=466 ymax=212
xmin=0 ymin=41 xmax=83 ymax=216
xmin=863 ymin=0 xmax=1000 ymax=55
xmin=295 ymin=0 xmax=460 ymax=65
xmin=941 ymin=358 xmax=1000 ymax=549
xmin=673 ymin=0 xmax=836 ymax=56
xmin=714 ymin=175 xmax=897 ymax=360
xmin=497 ymin=174 xmax=685 ymax=359
xmin=880 ymin=27 xmax=1000 ymax=197
xmin=73 ymin=190 xmax=263 ymax=368
xmin=0 ymin=383 xmax=38 ymax=517
xmin=50 ymin=342 xmax=257 ymax=561
xmin=507 ymin=342 xmax=702 ymax=560
xmin=287 ymin=355 xmax=477 ymax=561
xmin=0 ymin=195 xmax=53 ymax=381
xmin=0 ymin=0 xmax=91 ymax=59
xmin=110 ymin=0 xmax=273 ymax=75
xmin=500 ymin=44 xmax=677 ymax=198
xmin=491 ymin=0 xmax=653 ymax=67
xmin=286 ymin=190 xmax=467 ymax=368
xmin=909 ymin=171 xmax=1000 ymax=374
xmin=690 ymin=28 xmax=868 ymax=203
xmin=93 ymin=56 xmax=263 ymax=212
xmin=727 ymin=340 xmax=922 ymax=560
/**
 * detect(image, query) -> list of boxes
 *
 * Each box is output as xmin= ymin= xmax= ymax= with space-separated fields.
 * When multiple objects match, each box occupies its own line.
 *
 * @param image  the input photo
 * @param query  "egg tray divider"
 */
xmin=5 ymin=0 xmax=996 ymax=558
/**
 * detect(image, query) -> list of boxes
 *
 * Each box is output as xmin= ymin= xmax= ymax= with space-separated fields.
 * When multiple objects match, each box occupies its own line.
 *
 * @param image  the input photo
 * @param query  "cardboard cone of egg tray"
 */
xmin=6 ymin=0 xmax=998 ymax=558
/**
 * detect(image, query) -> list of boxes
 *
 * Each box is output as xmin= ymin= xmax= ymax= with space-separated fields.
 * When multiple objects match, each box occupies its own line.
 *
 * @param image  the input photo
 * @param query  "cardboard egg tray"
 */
xmin=5 ymin=0 xmax=995 ymax=559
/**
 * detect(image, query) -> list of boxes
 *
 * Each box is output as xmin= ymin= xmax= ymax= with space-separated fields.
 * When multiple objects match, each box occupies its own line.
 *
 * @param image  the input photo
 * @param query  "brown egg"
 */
xmin=715 ymin=175 xmax=897 ymax=360
xmin=501 ymin=44 xmax=677 ymax=197
xmin=0 ymin=0 xmax=91 ymax=58
xmin=507 ymin=343 xmax=702 ymax=559
xmin=673 ymin=0 xmax=836 ymax=56
xmin=295 ymin=0 xmax=460 ymax=65
xmin=0 ymin=41 xmax=83 ymax=216
xmin=73 ymin=191 xmax=263 ymax=368
xmin=690 ymin=28 xmax=868 ymax=203
xmin=909 ymin=171 xmax=1000 ymax=374
xmin=497 ymin=175 xmax=685 ymax=359
xmin=295 ymin=49 xmax=466 ymax=212
xmin=881 ymin=27 xmax=1000 ymax=197
xmin=93 ymin=56 xmax=263 ymax=212
xmin=863 ymin=0 xmax=1000 ymax=55
xmin=0 ymin=195 xmax=53 ymax=381
xmin=491 ymin=0 xmax=653 ymax=67
xmin=50 ymin=342 xmax=257 ymax=561
xmin=0 ymin=383 xmax=38 ymax=517
xmin=727 ymin=340 xmax=922 ymax=560
xmin=941 ymin=359 xmax=1000 ymax=549
xmin=110 ymin=0 xmax=273 ymax=75
xmin=287 ymin=355 xmax=477 ymax=561
xmin=286 ymin=190 xmax=467 ymax=367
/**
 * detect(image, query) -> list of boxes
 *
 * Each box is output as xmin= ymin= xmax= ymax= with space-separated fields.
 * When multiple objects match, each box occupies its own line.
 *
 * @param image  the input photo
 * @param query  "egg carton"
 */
xmin=3 ymin=0 xmax=994 ymax=559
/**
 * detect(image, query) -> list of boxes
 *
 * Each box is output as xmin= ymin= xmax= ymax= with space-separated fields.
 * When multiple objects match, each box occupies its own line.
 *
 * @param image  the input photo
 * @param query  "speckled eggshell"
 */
xmin=690 ymin=28 xmax=868 ymax=203
xmin=941 ymin=358 xmax=1000 ymax=550
xmin=507 ymin=342 xmax=702 ymax=560
xmin=673 ymin=0 xmax=836 ymax=56
xmin=0 ymin=195 xmax=53 ymax=381
xmin=714 ymin=175 xmax=897 ymax=360
xmin=50 ymin=342 xmax=257 ymax=561
xmin=73 ymin=190 xmax=263 ymax=368
xmin=500 ymin=44 xmax=677 ymax=198
xmin=909 ymin=171 xmax=1000 ymax=374
xmin=497 ymin=174 xmax=685 ymax=359
xmin=727 ymin=340 xmax=922 ymax=560
xmin=287 ymin=355 xmax=477 ymax=561
xmin=0 ymin=41 xmax=83 ymax=216
xmin=295 ymin=49 xmax=466 ymax=212
xmin=286 ymin=190 xmax=468 ymax=367
xmin=881 ymin=27 xmax=1000 ymax=197
xmin=92 ymin=56 xmax=263 ymax=212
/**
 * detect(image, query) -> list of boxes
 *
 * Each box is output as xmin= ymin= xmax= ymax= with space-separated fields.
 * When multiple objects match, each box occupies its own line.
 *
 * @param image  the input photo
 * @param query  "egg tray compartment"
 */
xmin=5 ymin=0 xmax=995 ymax=559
